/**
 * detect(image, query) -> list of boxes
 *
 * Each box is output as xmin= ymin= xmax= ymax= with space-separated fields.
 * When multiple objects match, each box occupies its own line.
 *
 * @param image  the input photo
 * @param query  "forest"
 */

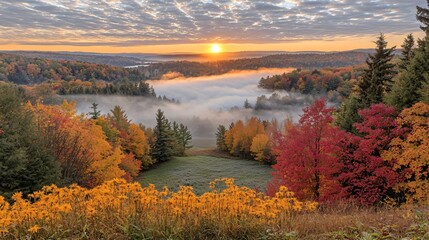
xmin=0 ymin=51 xmax=369 ymax=86
xmin=1 ymin=2 xmax=429 ymax=239
xmin=257 ymin=66 xmax=364 ymax=103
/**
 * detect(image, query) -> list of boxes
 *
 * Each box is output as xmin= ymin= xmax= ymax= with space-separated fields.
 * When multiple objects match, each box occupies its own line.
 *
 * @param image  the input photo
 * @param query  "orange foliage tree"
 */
xmin=30 ymin=101 xmax=125 ymax=187
xmin=383 ymin=102 xmax=429 ymax=204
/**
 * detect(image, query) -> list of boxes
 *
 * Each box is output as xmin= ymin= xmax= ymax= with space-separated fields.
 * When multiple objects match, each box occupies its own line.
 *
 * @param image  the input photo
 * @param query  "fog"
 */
xmin=66 ymin=68 xmax=315 ymax=148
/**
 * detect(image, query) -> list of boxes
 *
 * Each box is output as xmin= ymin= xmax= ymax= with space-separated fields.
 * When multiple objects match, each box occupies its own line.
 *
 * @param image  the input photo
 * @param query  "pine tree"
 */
xmin=216 ymin=125 xmax=227 ymax=151
xmin=399 ymin=34 xmax=415 ymax=70
xmin=0 ymin=84 xmax=59 ymax=199
xmin=89 ymin=102 xmax=101 ymax=119
xmin=358 ymin=34 xmax=396 ymax=107
xmin=108 ymin=105 xmax=130 ymax=131
xmin=417 ymin=0 xmax=429 ymax=33
xmin=386 ymin=2 xmax=429 ymax=110
xmin=244 ymin=99 xmax=252 ymax=109
xmin=152 ymin=109 xmax=175 ymax=162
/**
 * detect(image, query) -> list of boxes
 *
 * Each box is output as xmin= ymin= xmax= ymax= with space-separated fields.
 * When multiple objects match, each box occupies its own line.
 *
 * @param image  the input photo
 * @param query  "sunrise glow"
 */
xmin=211 ymin=44 xmax=222 ymax=53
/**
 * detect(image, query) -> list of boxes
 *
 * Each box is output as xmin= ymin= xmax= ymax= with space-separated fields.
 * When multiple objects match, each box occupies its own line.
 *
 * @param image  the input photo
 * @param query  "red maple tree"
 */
xmin=338 ymin=104 xmax=402 ymax=205
xmin=270 ymin=99 xmax=347 ymax=202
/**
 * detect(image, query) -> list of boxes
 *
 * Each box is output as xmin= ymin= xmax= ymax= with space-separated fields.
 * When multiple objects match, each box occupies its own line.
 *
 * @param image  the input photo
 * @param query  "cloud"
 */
xmin=0 ymin=0 xmax=426 ymax=46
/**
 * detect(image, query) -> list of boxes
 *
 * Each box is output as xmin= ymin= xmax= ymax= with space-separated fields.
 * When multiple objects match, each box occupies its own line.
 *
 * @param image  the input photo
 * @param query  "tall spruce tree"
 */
xmin=336 ymin=34 xmax=395 ymax=132
xmin=399 ymin=34 xmax=415 ymax=70
xmin=385 ymin=2 xmax=429 ymax=110
xmin=358 ymin=34 xmax=396 ymax=107
xmin=89 ymin=103 xmax=101 ymax=119
xmin=417 ymin=0 xmax=429 ymax=33
xmin=152 ymin=109 xmax=175 ymax=162
xmin=0 ymin=84 xmax=59 ymax=199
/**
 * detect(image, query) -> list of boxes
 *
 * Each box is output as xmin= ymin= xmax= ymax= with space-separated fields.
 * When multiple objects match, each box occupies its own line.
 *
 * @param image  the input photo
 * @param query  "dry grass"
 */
xmin=285 ymin=205 xmax=429 ymax=239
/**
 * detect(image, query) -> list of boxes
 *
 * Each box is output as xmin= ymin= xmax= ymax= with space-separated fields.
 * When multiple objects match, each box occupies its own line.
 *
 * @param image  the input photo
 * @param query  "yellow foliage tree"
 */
xmin=125 ymin=124 xmax=153 ymax=169
xmin=250 ymin=134 xmax=270 ymax=162
xmin=383 ymin=102 xmax=429 ymax=205
xmin=83 ymin=122 xmax=125 ymax=186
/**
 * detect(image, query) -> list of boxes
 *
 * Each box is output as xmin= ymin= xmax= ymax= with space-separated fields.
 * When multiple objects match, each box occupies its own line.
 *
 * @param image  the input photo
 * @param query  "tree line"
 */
xmin=141 ymin=51 xmax=368 ymax=79
xmin=0 ymin=54 xmax=150 ymax=85
xmin=0 ymin=83 xmax=191 ymax=199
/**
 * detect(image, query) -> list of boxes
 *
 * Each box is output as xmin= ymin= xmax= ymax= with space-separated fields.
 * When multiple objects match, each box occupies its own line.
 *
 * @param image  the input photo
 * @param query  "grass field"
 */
xmin=138 ymin=155 xmax=272 ymax=194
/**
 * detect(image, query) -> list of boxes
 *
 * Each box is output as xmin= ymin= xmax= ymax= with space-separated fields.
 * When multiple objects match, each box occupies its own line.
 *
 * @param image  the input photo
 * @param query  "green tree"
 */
xmin=152 ymin=109 xmax=175 ymax=162
xmin=244 ymin=99 xmax=252 ymax=109
xmin=399 ymin=34 xmax=415 ymax=70
xmin=89 ymin=102 xmax=101 ymax=119
xmin=358 ymin=34 xmax=396 ymax=107
xmin=386 ymin=2 xmax=429 ymax=110
xmin=216 ymin=125 xmax=228 ymax=151
xmin=0 ymin=84 xmax=59 ymax=199
xmin=172 ymin=122 xmax=192 ymax=156
xmin=417 ymin=0 xmax=429 ymax=33
xmin=334 ymin=96 xmax=365 ymax=133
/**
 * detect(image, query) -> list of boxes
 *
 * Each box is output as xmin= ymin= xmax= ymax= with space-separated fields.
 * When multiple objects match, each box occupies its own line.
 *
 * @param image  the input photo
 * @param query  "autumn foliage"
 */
xmin=271 ymin=99 xmax=347 ymax=202
xmin=26 ymin=100 xmax=154 ymax=187
xmin=383 ymin=102 xmax=429 ymax=204
xmin=219 ymin=118 xmax=277 ymax=163
xmin=269 ymin=99 xmax=429 ymax=206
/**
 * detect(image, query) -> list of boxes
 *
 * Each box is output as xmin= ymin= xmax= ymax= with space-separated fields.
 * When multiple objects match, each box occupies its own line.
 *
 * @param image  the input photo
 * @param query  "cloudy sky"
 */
xmin=0 ymin=0 xmax=426 ymax=53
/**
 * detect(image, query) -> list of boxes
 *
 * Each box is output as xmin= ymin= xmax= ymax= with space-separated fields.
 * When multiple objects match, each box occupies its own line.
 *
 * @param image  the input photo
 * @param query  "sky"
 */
xmin=0 ymin=0 xmax=426 ymax=53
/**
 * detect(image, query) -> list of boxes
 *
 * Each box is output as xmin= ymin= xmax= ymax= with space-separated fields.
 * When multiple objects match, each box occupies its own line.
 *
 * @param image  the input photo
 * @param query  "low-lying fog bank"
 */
xmin=66 ymin=68 xmax=318 ymax=148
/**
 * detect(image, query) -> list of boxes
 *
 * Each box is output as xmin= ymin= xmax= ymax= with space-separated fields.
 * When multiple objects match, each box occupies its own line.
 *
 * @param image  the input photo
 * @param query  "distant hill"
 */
xmin=0 ymin=51 xmax=144 ymax=67
xmin=0 ymin=49 xmax=383 ymax=67
xmin=0 ymin=50 xmax=371 ymax=85
xmin=140 ymin=51 xmax=370 ymax=79
xmin=0 ymin=53 xmax=148 ymax=85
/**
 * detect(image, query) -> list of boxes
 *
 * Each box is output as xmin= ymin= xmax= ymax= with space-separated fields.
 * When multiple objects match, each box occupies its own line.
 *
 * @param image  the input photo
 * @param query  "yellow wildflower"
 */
xmin=28 ymin=225 xmax=41 ymax=233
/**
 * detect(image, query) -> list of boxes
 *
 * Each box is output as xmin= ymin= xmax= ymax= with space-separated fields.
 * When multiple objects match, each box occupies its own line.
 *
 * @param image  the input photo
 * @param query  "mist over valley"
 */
xmin=66 ymin=68 xmax=315 ymax=147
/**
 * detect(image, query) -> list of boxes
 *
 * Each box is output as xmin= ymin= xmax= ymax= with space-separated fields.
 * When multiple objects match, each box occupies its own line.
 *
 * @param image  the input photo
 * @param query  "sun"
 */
xmin=211 ymin=44 xmax=222 ymax=53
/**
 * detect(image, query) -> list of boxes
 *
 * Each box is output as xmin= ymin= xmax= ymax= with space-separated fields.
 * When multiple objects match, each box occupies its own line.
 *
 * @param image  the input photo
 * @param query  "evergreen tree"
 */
xmin=399 ymin=34 xmax=415 ymax=70
xmin=171 ymin=121 xmax=192 ymax=156
xmin=0 ymin=84 xmax=59 ymax=199
xmin=386 ymin=2 xmax=429 ymax=110
xmin=152 ymin=109 xmax=175 ymax=162
xmin=417 ymin=0 xmax=429 ymax=33
xmin=419 ymin=78 xmax=429 ymax=104
xmin=108 ymin=105 xmax=130 ymax=131
xmin=178 ymin=123 xmax=193 ymax=154
xmin=216 ymin=125 xmax=227 ymax=151
xmin=334 ymin=96 xmax=364 ymax=133
xmin=358 ymin=34 xmax=396 ymax=107
xmin=89 ymin=102 xmax=101 ymax=119
xmin=244 ymin=99 xmax=252 ymax=109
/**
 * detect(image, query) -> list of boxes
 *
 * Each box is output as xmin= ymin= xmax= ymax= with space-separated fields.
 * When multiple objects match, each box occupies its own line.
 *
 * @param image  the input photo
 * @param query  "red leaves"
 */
xmin=270 ymin=101 xmax=412 ymax=206
xmin=271 ymin=99 xmax=347 ymax=202
xmin=338 ymin=104 xmax=401 ymax=205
